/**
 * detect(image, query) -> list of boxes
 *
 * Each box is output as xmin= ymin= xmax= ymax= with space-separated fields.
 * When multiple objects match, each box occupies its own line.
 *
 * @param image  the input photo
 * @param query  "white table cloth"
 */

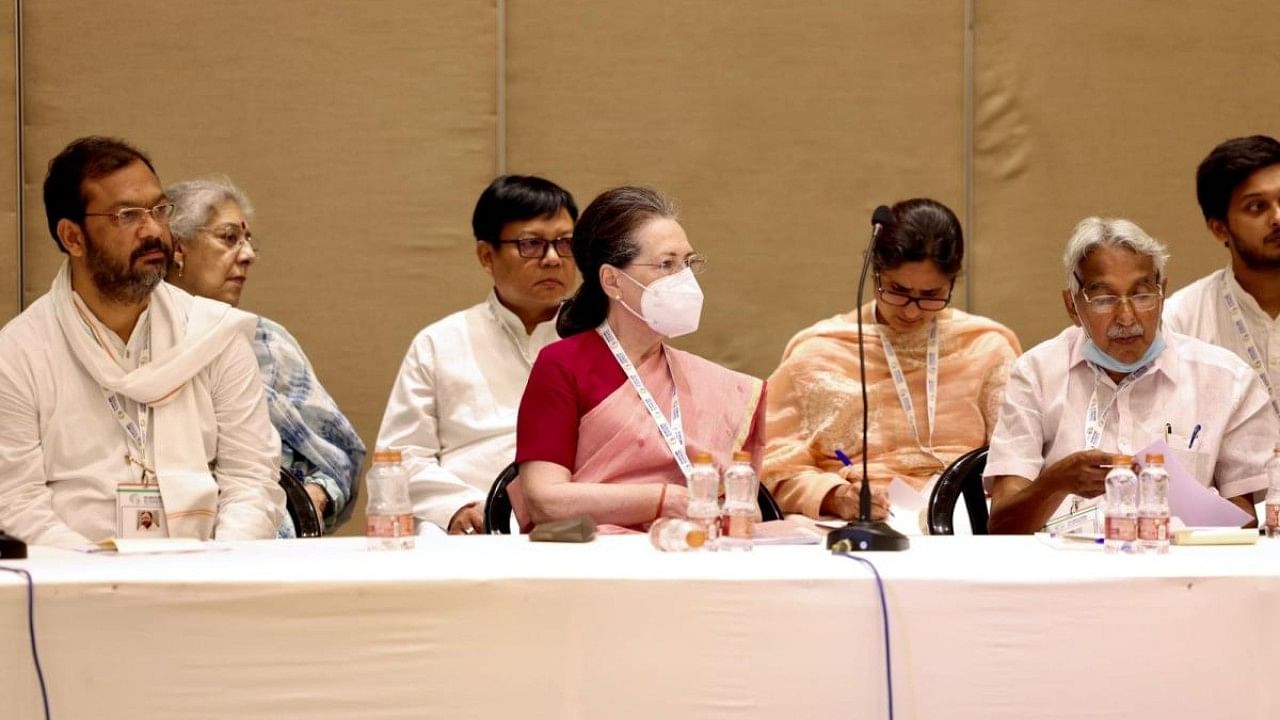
xmin=2 ymin=535 xmax=1278 ymax=720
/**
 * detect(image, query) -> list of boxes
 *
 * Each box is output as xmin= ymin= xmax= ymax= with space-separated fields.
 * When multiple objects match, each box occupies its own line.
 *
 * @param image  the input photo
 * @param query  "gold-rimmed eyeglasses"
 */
xmin=84 ymin=202 xmax=175 ymax=228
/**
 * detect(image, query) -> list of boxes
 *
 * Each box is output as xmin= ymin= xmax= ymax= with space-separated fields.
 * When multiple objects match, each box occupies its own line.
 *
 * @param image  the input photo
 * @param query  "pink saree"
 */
xmin=511 ymin=344 xmax=764 ymax=532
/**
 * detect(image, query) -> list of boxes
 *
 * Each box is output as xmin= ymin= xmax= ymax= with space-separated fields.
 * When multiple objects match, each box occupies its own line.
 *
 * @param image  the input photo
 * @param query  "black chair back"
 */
xmin=279 ymin=467 xmax=323 ymax=538
xmin=484 ymin=462 xmax=520 ymax=534
xmin=757 ymin=483 xmax=784 ymax=522
xmin=927 ymin=446 xmax=990 ymax=535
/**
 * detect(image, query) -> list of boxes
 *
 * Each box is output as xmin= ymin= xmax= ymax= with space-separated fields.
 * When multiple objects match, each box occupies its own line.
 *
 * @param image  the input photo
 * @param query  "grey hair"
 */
xmin=166 ymin=176 xmax=254 ymax=243
xmin=1063 ymin=217 xmax=1169 ymax=293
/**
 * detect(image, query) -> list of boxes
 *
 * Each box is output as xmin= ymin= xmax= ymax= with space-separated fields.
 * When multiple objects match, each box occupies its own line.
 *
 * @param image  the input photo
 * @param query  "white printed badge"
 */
xmin=116 ymin=484 xmax=168 ymax=538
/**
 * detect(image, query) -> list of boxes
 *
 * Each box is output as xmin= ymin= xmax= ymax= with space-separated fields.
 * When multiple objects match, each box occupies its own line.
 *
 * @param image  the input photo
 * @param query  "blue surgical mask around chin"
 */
xmin=1082 ymin=333 xmax=1166 ymax=375
xmin=1071 ymin=294 xmax=1166 ymax=375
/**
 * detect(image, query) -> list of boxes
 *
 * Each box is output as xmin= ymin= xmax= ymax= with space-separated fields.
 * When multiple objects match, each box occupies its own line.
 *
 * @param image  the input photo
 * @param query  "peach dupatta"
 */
xmin=511 ymin=345 xmax=763 ymax=532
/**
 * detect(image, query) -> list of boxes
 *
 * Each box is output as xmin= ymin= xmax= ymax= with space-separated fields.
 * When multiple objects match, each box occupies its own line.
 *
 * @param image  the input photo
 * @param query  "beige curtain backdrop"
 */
xmin=0 ymin=2 xmax=15 ymax=322
xmin=4 ymin=1 xmax=1278 ymax=534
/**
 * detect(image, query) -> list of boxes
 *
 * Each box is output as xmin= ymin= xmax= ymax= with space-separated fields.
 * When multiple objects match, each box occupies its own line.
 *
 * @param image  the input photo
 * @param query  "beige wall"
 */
xmin=0 ymin=2 xmax=14 ymax=322
xmin=4 ymin=1 xmax=1279 ymax=533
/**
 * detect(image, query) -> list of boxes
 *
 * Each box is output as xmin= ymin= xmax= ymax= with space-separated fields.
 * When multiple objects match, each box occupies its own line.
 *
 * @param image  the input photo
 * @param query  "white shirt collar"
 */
xmin=485 ymin=288 xmax=559 ymax=365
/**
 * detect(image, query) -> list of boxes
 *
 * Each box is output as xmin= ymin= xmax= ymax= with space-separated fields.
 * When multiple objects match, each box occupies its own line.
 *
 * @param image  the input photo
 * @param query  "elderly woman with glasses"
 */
xmin=509 ymin=186 xmax=765 ymax=532
xmin=166 ymin=177 xmax=365 ymax=535
xmin=763 ymin=198 xmax=1021 ymax=523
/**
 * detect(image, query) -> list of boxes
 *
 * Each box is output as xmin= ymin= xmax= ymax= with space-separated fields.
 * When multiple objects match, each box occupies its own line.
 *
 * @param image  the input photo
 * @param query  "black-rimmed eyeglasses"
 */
xmin=875 ymin=275 xmax=953 ymax=311
xmin=499 ymin=236 xmax=573 ymax=259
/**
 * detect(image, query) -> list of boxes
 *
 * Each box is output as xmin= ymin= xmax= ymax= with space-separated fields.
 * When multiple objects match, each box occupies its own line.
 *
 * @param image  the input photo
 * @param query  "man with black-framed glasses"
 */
xmin=985 ymin=216 xmax=1276 ymax=535
xmin=376 ymin=175 xmax=578 ymax=535
xmin=0 ymin=136 xmax=284 ymax=546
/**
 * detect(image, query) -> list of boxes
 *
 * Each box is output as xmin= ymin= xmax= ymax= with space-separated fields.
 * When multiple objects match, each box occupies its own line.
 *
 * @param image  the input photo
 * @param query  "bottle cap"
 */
xmin=1146 ymin=453 xmax=1164 ymax=465
xmin=685 ymin=527 xmax=707 ymax=549
xmin=691 ymin=451 xmax=714 ymax=465
xmin=1112 ymin=454 xmax=1133 ymax=465
xmin=732 ymin=450 xmax=751 ymax=463
xmin=373 ymin=449 xmax=403 ymax=463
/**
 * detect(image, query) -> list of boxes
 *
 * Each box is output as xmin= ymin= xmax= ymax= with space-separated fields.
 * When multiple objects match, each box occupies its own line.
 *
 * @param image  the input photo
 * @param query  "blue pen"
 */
xmin=834 ymin=449 xmax=854 ymax=466
xmin=1188 ymin=424 xmax=1202 ymax=449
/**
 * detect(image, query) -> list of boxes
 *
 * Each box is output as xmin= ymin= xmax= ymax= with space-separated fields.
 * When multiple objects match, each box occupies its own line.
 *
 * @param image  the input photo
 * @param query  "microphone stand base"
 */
xmin=826 ymin=521 xmax=910 ymax=553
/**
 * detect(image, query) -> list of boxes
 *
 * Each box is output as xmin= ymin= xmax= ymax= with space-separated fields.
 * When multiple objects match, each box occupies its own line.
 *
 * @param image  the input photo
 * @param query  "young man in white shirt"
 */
xmin=985 ymin=217 xmax=1276 ymax=534
xmin=1164 ymin=135 xmax=1280 ymax=417
xmin=0 ymin=137 xmax=284 ymax=546
xmin=376 ymin=175 xmax=577 ymax=534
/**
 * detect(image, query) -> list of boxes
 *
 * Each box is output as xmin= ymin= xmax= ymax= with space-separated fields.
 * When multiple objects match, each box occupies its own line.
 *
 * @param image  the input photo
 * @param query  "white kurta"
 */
xmin=0 ymin=291 xmax=284 ymax=547
xmin=984 ymin=326 xmax=1277 ymax=521
xmin=375 ymin=291 xmax=558 ymax=531
xmin=1165 ymin=267 xmax=1280 ymax=410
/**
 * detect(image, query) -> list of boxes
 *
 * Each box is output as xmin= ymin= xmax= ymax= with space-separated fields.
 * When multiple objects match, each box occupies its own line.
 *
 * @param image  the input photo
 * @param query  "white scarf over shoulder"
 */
xmin=52 ymin=261 xmax=257 ymax=540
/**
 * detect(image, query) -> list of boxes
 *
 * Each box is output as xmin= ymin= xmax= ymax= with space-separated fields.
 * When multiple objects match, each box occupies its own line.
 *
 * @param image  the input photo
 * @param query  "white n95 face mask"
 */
xmin=619 ymin=266 xmax=705 ymax=338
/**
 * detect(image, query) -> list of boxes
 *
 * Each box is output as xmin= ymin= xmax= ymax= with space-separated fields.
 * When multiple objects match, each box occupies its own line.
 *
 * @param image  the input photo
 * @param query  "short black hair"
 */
xmin=43 ymin=136 xmax=156 ymax=253
xmin=471 ymin=175 xmax=578 ymax=245
xmin=1195 ymin=135 xmax=1280 ymax=223
xmin=872 ymin=198 xmax=964 ymax=277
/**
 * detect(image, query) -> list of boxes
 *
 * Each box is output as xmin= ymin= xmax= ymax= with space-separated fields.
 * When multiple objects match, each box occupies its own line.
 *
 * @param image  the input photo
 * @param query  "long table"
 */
xmin=2 ymin=534 xmax=1278 ymax=719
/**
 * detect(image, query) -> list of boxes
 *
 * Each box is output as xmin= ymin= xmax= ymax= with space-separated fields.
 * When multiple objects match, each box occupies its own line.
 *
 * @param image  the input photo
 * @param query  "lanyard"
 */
xmin=1083 ymin=366 xmax=1146 ymax=450
xmin=876 ymin=314 xmax=940 ymax=459
xmin=1222 ymin=284 xmax=1280 ymax=416
xmin=596 ymin=322 xmax=692 ymax=480
xmin=100 ymin=325 xmax=155 ymax=484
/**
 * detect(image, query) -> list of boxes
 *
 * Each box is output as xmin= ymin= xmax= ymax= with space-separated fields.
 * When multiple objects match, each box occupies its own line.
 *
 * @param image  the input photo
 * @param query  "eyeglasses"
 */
xmin=499 ymin=236 xmax=573 ymax=259
xmin=629 ymin=254 xmax=708 ymax=276
xmin=1074 ymin=274 xmax=1162 ymax=314
xmin=84 ymin=202 xmax=176 ymax=228
xmin=200 ymin=223 xmax=257 ymax=253
xmin=875 ymin=275 xmax=953 ymax=311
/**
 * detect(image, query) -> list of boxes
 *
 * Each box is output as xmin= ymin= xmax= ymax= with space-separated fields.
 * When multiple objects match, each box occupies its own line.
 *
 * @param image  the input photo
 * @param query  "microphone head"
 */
xmin=871 ymin=205 xmax=894 ymax=229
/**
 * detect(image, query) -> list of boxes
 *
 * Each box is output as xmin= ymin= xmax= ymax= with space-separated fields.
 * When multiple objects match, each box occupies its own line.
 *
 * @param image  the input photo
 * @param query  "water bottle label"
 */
xmin=367 ymin=513 xmax=414 ymax=538
xmin=1268 ymin=504 xmax=1280 ymax=530
xmin=1137 ymin=516 xmax=1168 ymax=541
xmin=1105 ymin=516 xmax=1137 ymax=542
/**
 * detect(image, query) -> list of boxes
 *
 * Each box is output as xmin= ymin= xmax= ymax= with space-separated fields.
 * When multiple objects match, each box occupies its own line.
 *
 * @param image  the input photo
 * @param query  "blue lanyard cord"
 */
xmin=840 ymin=554 xmax=895 ymax=720
xmin=0 ymin=566 xmax=51 ymax=720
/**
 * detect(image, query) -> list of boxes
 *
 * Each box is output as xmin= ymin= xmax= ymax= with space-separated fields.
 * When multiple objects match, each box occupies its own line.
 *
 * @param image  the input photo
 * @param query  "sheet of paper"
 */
xmin=94 ymin=538 xmax=211 ymax=554
xmin=751 ymin=520 xmax=823 ymax=545
xmin=886 ymin=477 xmax=927 ymax=536
xmin=1134 ymin=440 xmax=1251 ymax=528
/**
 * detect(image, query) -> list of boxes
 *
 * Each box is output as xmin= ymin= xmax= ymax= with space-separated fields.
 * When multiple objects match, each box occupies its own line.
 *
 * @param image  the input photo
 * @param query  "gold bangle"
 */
xmin=655 ymin=482 xmax=669 ymax=520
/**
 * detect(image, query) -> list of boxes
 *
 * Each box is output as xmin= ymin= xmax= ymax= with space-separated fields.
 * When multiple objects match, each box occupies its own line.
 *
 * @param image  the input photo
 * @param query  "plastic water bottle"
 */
xmin=649 ymin=518 xmax=707 ymax=551
xmin=366 ymin=449 xmax=415 ymax=550
xmin=1104 ymin=454 xmax=1137 ymax=554
xmin=686 ymin=451 xmax=721 ymax=551
xmin=1266 ymin=445 xmax=1280 ymax=538
xmin=720 ymin=451 xmax=757 ymax=551
xmin=1137 ymin=453 xmax=1170 ymax=554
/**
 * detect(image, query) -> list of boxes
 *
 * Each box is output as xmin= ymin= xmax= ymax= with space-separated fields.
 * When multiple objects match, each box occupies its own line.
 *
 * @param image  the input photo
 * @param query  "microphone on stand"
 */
xmin=827 ymin=205 xmax=910 ymax=553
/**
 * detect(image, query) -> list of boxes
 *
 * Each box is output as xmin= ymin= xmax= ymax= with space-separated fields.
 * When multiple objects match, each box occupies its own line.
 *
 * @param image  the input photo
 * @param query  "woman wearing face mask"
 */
xmin=166 ymin=177 xmax=365 ymax=535
xmin=763 ymin=198 xmax=1021 ymax=522
xmin=511 ymin=186 xmax=764 ymax=532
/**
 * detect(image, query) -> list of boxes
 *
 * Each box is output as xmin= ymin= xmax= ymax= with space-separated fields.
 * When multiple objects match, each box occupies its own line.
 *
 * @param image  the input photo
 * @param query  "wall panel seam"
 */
xmin=962 ymin=0 xmax=975 ymax=311
xmin=495 ymin=0 xmax=506 ymax=176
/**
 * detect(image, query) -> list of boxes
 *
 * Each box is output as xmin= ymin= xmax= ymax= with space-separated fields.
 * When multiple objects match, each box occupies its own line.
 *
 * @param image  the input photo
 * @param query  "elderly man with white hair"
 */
xmin=984 ymin=217 xmax=1278 ymax=534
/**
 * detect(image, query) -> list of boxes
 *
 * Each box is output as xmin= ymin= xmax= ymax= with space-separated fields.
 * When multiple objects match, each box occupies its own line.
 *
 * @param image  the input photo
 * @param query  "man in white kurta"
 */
xmin=0 ymin=137 xmax=283 ymax=547
xmin=1164 ymin=135 xmax=1280 ymax=417
xmin=985 ymin=217 xmax=1276 ymax=534
xmin=376 ymin=175 xmax=577 ymax=534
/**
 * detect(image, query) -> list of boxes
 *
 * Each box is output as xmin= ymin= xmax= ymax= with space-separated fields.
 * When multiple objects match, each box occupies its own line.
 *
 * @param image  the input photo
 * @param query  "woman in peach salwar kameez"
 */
xmin=764 ymin=199 xmax=1021 ymax=521
xmin=511 ymin=186 xmax=764 ymax=532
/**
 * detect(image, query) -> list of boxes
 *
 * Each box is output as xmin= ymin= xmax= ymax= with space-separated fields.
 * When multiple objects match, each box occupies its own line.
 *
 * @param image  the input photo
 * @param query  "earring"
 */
xmin=177 ymin=261 xmax=184 ymax=278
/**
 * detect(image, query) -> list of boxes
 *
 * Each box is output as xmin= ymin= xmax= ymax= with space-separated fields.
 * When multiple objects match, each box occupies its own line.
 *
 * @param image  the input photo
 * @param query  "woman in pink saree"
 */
xmin=511 ymin=186 xmax=764 ymax=532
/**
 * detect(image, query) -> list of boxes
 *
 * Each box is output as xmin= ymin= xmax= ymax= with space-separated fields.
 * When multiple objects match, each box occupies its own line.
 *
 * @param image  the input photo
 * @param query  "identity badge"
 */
xmin=116 ymin=483 xmax=168 ymax=538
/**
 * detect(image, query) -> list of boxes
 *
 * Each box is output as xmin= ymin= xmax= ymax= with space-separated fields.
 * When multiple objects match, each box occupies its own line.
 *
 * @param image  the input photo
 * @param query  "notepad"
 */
xmin=1170 ymin=527 xmax=1259 ymax=546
